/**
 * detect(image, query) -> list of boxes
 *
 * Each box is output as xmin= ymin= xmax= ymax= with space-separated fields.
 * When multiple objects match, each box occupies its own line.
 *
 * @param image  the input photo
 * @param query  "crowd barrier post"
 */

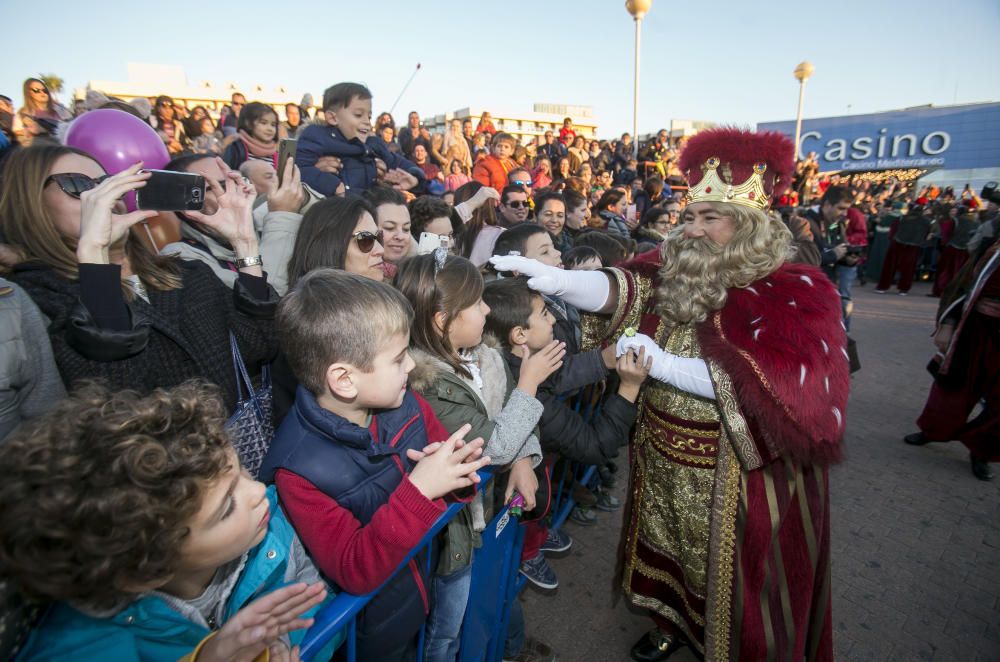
xmin=458 ymin=503 xmax=527 ymax=662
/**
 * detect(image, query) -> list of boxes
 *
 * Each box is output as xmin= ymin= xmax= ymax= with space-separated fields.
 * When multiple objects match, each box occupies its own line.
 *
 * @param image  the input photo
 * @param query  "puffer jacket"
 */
xmin=296 ymin=123 xmax=425 ymax=196
xmin=0 ymin=278 xmax=65 ymax=440
xmin=7 ymin=259 xmax=278 ymax=412
xmin=260 ymin=387 xmax=442 ymax=660
xmin=15 ymin=487 xmax=339 ymax=661
xmin=599 ymin=210 xmax=631 ymax=238
xmin=472 ymin=155 xmax=516 ymax=192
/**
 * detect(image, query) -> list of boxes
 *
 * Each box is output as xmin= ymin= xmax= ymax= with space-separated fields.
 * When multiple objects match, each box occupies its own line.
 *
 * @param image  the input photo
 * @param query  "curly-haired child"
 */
xmin=0 ymin=381 xmax=338 ymax=661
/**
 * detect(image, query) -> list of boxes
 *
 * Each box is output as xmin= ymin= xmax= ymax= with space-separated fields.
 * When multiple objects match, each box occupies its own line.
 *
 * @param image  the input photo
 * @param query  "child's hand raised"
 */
xmin=516 ymin=340 xmax=566 ymax=396
xmin=616 ymin=345 xmax=653 ymax=403
xmin=197 ymin=582 xmax=326 ymax=662
xmin=405 ymin=422 xmax=472 ymax=462
xmin=409 ymin=424 xmax=490 ymax=500
xmin=384 ymin=168 xmax=418 ymax=191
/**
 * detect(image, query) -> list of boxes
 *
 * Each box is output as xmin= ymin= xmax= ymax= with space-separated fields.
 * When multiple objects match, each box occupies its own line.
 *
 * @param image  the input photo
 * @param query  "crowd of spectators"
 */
xmin=0 ymin=75 xmax=995 ymax=662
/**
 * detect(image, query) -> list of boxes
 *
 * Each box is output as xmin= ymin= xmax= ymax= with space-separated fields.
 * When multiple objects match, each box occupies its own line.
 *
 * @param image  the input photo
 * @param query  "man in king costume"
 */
xmin=905 ymin=231 xmax=1000 ymax=481
xmin=491 ymin=128 xmax=849 ymax=661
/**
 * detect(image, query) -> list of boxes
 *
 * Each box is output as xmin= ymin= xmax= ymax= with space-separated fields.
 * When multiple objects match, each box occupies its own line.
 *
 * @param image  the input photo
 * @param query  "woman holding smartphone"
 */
xmin=0 ymin=145 xmax=279 ymax=411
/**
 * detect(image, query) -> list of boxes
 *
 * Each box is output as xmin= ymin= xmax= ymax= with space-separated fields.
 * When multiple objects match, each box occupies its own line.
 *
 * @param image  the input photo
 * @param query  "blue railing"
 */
xmin=300 ymin=466 xmax=502 ymax=661
xmin=300 ymin=385 xmax=608 ymax=661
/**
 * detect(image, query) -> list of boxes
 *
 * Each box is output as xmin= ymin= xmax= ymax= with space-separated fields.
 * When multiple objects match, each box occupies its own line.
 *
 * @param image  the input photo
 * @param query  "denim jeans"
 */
xmin=835 ymin=264 xmax=857 ymax=331
xmin=423 ymin=564 xmax=473 ymax=662
xmin=503 ymin=598 xmax=526 ymax=658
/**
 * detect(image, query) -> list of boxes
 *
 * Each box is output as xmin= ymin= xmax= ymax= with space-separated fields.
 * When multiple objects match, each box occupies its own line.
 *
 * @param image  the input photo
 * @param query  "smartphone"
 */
xmin=136 ymin=170 xmax=206 ymax=212
xmin=277 ymin=139 xmax=297 ymax=187
xmin=626 ymin=204 xmax=637 ymax=223
xmin=417 ymin=232 xmax=451 ymax=255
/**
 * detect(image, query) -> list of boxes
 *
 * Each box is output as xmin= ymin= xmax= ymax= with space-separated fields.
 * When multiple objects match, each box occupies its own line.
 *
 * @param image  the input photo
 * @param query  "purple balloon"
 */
xmin=64 ymin=108 xmax=170 ymax=211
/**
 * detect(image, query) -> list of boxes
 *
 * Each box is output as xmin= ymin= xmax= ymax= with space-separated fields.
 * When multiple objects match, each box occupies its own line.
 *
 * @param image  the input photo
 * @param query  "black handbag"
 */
xmin=847 ymin=335 xmax=861 ymax=374
xmin=225 ymin=332 xmax=274 ymax=478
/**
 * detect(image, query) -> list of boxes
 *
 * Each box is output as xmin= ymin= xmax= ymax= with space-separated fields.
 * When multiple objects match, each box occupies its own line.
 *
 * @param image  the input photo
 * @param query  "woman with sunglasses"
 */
xmin=286 ymin=195 xmax=387 ymax=286
xmin=13 ymin=78 xmax=71 ymax=144
xmin=0 ymin=144 xmax=279 ymax=411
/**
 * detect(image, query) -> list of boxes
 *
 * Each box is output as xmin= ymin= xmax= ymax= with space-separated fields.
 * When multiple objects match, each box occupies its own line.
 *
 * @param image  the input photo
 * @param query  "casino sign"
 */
xmin=758 ymin=102 xmax=1000 ymax=175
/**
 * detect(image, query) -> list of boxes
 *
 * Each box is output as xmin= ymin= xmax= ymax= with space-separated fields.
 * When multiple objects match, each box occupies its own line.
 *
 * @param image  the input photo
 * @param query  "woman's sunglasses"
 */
xmin=29 ymin=87 xmax=48 ymax=94
xmin=353 ymin=230 xmax=383 ymax=253
xmin=44 ymin=172 xmax=110 ymax=199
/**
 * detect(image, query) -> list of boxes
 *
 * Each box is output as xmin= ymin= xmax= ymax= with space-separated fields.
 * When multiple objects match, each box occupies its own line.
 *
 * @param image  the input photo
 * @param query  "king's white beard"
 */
xmin=657 ymin=237 xmax=733 ymax=327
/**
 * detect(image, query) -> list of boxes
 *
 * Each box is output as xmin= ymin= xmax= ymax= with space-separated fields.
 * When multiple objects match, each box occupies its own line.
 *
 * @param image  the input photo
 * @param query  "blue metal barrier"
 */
xmin=458 ymin=503 xmax=527 ymax=662
xmin=300 ymin=467 xmax=526 ymax=661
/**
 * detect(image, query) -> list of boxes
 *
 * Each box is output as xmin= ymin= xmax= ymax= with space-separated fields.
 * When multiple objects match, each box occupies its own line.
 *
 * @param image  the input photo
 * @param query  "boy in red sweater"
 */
xmin=473 ymin=132 xmax=518 ymax=192
xmin=260 ymin=269 xmax=489 ymax=660
xmin=558 ymin=117 xmax=576 ymax=147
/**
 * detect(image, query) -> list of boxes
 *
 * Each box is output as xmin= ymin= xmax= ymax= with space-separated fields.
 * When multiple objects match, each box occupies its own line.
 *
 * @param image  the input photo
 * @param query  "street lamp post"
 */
xmin=626 ymin=0 xmax=652 ymax=160
xmin=793 ymin=61 xmax=814 ymax=162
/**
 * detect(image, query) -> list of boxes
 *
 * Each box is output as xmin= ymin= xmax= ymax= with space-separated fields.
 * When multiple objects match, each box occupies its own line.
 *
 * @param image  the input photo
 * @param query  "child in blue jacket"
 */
xmin=0 ymin=382 xmax=339 ymax=661
xmin=296 ymin=82 xmax=426 ymax=196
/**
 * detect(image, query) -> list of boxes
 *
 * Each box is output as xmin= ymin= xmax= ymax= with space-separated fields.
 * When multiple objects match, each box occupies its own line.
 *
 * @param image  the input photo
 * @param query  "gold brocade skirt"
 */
xmin=623 ymin=324 xmax=723 ymax=648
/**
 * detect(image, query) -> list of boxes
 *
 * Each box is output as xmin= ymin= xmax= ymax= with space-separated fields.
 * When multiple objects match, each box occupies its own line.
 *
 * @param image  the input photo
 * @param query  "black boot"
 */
xmin=971 ymin=454 xmax=994 ymax=481
xmin=630 ymin=629 xmax=685 ymax=662
xmin=904 ymin=432 xmax=932 ymax=445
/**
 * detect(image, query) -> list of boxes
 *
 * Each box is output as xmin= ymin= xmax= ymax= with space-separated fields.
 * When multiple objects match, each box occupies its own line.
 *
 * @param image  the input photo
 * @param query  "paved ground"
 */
xmin=520 ymin=280 xmax=1000 ymax=661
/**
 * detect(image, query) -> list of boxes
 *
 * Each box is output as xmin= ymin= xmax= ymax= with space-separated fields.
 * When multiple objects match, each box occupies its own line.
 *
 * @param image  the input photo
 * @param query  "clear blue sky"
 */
xmin=5 ymin=0 xmax=999 ymax=136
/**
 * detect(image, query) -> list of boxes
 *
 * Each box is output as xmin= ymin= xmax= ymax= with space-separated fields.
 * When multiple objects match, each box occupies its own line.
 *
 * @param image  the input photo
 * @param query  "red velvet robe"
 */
xmin=584 ymin=250 xmax=848 ymax=660
xmin=918 ymin=243 xmax=1000 ymax=460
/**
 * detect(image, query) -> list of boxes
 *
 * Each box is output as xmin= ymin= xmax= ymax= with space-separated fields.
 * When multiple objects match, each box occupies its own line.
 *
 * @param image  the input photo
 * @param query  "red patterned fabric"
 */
xmin=697 ymin=263 xmax=850 ymax=467
xmin=736 ymin=460 xmax=833 ymax=661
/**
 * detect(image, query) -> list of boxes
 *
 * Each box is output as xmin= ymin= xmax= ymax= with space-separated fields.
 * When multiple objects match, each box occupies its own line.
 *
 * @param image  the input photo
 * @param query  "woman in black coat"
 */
xmin=0 ymin=145 xmax=278 ymax=410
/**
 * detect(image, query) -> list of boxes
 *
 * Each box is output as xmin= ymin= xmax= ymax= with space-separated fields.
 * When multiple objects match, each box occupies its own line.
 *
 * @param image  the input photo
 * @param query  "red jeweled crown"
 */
xmin=678 ymin=128 xmax=795 ymax=211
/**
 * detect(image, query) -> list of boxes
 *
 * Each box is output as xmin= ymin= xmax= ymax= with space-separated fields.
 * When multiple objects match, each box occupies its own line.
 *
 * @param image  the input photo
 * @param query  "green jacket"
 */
xmin=408 ymin=342 xmax=542 ymax=575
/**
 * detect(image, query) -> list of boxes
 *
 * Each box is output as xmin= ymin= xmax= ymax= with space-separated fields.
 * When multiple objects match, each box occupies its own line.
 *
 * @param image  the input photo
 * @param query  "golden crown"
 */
xmin=684 ymin=157 xmax=771 ymax=211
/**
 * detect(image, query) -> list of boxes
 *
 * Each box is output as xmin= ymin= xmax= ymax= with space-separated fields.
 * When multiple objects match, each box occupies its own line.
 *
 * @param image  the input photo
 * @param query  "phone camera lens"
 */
xmin=191 ymin=188 xmax=202 ymax=201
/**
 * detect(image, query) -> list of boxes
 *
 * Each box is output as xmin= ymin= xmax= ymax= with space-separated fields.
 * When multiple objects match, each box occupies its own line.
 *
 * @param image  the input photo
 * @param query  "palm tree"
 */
xmin=38 ymin=74 xmax=64 ymax=96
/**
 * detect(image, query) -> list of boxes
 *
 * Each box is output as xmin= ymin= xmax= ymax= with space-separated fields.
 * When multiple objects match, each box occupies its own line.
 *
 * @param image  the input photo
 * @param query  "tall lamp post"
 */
xmin=793 ymin=61 xmax=814 ymax=162
xmin=626 ymin=0 xmax=652 ymax=159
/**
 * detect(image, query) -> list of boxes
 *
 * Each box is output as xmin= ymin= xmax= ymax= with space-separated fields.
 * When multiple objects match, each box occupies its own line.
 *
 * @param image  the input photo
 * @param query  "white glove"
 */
xmin=488 ymin=254 xmax=610 ymax=312
xmin=616 ymin=332 xmax=716 ymax=400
